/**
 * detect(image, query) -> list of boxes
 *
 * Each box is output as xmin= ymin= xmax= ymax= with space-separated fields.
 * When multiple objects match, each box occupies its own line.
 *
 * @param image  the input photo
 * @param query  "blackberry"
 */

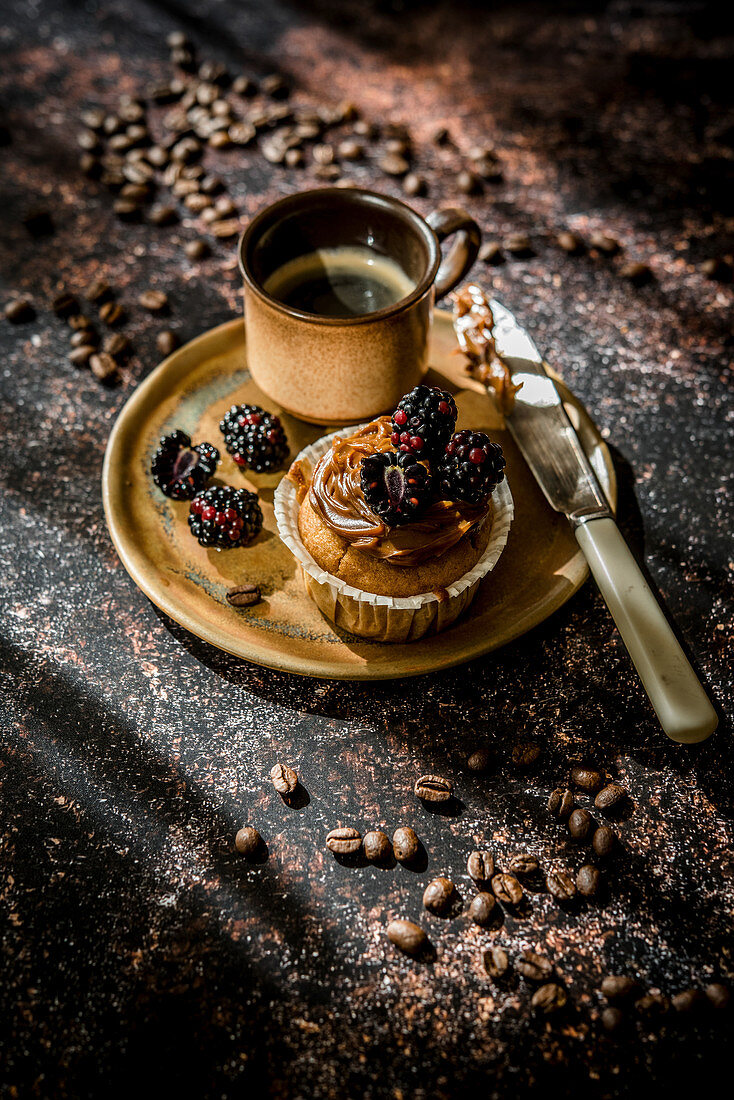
xmin=151 ymin=430 xmax=219 ymax=499
xmin=390 ymin=385 xmax=458 ymax=458
xmin=219 ymin=403 xmax=289 ymax=473
xmin=188 ymin=485 xmax=263 ymax=549
xmin=360 ymin=451 xmax=434 ymax=527
xmin=438 ymin=430 xmax=505 ymax=505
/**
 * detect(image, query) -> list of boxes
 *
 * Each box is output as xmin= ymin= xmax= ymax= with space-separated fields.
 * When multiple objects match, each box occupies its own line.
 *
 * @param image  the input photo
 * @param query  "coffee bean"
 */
xmin=701 ymin=257 xmax=733 ymax=282
xmin=635 ymin=992 xmax=669 ymax=1016
xmin=185 ymin=239 xmax=210 ymax=261
xmin=70 ymin=329 xmax=97 ymax=348
xmin=505 ymin=234 xmax=533 ymax=257
xmin=99 ymin=302 xmax=126 ymax=327
xmin=516 ymin=950 xmax=553 ymax=981
xmin=149 ymin=204 xmax=178 ymax=226
xmin=590 ymin=232 xmax=620 ymax=255
xmin=456 ymin=169 xmax=480 ymax=195
xmin=171 ymin=47 xmax=196 ymax=71
xmin=235 ymin=825 xmax=262 ymax=857
xmin=595 ymin=783 xmax=627 ymax=810
xmin=138 ymin=289 xmax=169 ymax=313
xmin=548 ymin=787 xmax=575 ymax=819
xmin=531 ymin=983 xmax=567 ymax=1014
xmin=212 ymin=218 xmax=241 ymax=239
xmin=705 ymin=982 xmax=730 ymax=1010
xmin=511 ymin=742 xmax=541 ymax=768
xmin=491 ymin=873 xmax=523 ymax=905
xmin=313 ymin=165 xmax=341 ymax=182
xmin=337 ymin=139 xmax=364 ymax=161
xmin=570 ymin=766 xmax=604 ymax=792
xmin=226 ymin=584 xmax=261 ymax=607
xmin=601 ymin=1006 xmax=624 ymax=1031
xmin=156 ymin=330 xmax=179 ymax=357
xmin=392 ymin=826 xmax=420 ymax=863
xmin=113 ymin=199 xmax=140 ymax=222
xmin=284 ymin=148 xmax=304 ymax=168
xmin=232 ymin=75 xmax=257 ymax=97
xmin=77 ymin=129 xmax=101 ymax=153
xmin=214 ymin=196 xmax=237 ymax=216
xmin=386 ymin=919 xmax=427 ymax=956
xmin=672 ymin=988 xmax=704 ymax=1013
xmin=185 ymin=193 xmax=214 ymax=213
xmin=380 ymin=153 xmax=410 ymax=177
xmin=362 ymin=830 xmax=391 ymax=862
xmin=173 ymin=177 xmax=200 ymax=197
xmin=228 ymin=121 xmax=257 ymax=146
xmin=600 ymin=975 xmax=638 ymax=1001
xmin=621 ymin=262 xmax=653 ymax=285
xmin=576 ymin=864 xmax=600 ymax=897
xmin=557 ymin=231 xmax=583 ymax=254
xmin=507 ymin=853 xmax=539 ymax=875
xmin=473 ymin=155 xmax=502 ymax=182
xmin=546 ymin=870 xmax=576 ymax=901
xmin=432 ymin=125 xmax=450 ymax=145
xmin=468 ymin=892 xmax=496 ymax=926
xmin=311 ymin=143 xmax=334 ymax=166
xmin=568 ymin=807 xmax=593 ymax=840
xmin=86 ymin=279 xmax=113 ymax=304
xmin=326 ymin=827 xmax=361 ymax=855
xmin=103 ymin=333 xmax=130 ymax=359
xmin=478 ymin=240 xmax=504 ymax=265
xmin=52 ymin=292 xmax=79 ymax=319
xmin=68 ymin=314 xmax=93 ymax=331
xmin=403 ymin=173 xmax=426 ymax=197
xmin=69 ymin=345 xmax=96 ymax=367
xmin=262 ymin=73 xmax=290 ymax=99
xmin=466 ymin=748 xmax=491 ymax=772
xmin=270 ymin=762 xmax=298 ymax=795
xmin=23 ymin=209 xmax=54 ymax=237
xmin=79 ymin=153 xmax=102 ymax=178
xmin=592 ymin=825 xmax=615 ymax=858
xmin=4 ymin=298 xmax=34 ymax=323
xmin=484 ymin=945 xmax=510 ymax=979
xmin=423 ymin=876 xmax=455 ymax=915
xmin=466 ymin=850 xmax=494 ymax=884
xmin=89 ymin=352 xmax=117 ymax=381
xmin=166 ymin=30 xmax=189 ymax=50
xmin=209 ymin=130 xmax=232 ymax=149
xmin=81 ymin=107 xmax=106 ymax=131
xmin=414 ymin=774 xmax=452 ymax=803
xmin=103 ymin=114 xmax=123 ymax=136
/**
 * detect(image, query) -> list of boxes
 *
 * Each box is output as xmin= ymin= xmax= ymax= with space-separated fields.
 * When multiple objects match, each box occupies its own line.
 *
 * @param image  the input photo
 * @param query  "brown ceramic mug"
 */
xmin=238 ymin=187 xmax=481 ymax=424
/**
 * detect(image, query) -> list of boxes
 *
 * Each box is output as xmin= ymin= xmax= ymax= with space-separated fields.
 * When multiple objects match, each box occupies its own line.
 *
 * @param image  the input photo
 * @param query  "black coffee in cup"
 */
xmin=263 ymin=246 xmax=415 ymax=318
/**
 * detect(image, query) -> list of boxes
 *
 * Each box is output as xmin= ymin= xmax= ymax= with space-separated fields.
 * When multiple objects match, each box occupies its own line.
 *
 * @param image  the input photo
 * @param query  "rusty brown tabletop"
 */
xmin=1 ymin=1 xmax=732 ymax=1096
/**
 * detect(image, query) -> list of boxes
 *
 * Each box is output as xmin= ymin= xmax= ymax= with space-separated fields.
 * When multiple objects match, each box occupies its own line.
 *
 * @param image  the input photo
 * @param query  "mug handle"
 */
xmin=427 ymin=208 xmax=482 ymax=300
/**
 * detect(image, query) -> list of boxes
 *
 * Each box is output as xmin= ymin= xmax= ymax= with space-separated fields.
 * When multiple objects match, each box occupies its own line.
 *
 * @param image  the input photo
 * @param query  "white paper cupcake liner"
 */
xmin=274 ymin=426 xmax=514 ymax=642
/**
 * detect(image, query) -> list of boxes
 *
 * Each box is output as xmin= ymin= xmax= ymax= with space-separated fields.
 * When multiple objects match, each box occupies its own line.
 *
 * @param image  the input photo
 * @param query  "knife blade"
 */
xmin=484 ymin=297 xmax=718 ymax=745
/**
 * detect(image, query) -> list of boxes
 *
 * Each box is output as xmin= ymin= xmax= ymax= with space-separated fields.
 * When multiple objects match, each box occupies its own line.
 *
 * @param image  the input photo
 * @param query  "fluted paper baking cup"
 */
xmin=274 ymin=426 xmax=514 ymax=642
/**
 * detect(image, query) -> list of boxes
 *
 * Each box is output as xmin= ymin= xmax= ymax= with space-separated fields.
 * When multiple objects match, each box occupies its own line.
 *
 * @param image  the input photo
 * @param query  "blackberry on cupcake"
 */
xmin=438 ymin=430 xmax=505 ymax=505
xmin=390 ymin=385 xmax=457 ymax=458
xmin=360 ymin=451 xmax=434 ymax=527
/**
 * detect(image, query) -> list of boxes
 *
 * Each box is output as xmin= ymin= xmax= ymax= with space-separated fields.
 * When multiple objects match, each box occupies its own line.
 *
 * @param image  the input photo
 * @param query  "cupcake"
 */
xmin=274 ymin=386 xmax=513 ymax=642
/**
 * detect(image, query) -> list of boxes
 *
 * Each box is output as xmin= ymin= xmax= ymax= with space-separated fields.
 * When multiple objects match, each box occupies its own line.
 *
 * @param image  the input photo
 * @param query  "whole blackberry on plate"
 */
xmin=360 ymin=451 xmax=434 ymax=527
xmin=188 ymin=485 xmax=263 ymax=549
xmin=219 ymin=403 xmax=289 ymax=473
xmin=390 ymin=385 xmax=457 ymax=458
xmin=151 ymin=430 xmax=219 ymax=499
xmin=438 ymin=430 xmax=505 ymax=505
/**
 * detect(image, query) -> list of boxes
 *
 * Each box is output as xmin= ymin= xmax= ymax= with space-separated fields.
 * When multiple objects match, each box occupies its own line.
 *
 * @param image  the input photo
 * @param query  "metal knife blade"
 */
xmin=489 ymin=298 xmax=613 ymax=526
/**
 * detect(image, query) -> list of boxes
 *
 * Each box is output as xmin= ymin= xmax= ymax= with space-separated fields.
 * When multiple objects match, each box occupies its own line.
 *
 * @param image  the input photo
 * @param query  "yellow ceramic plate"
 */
xmin=102 ymin=310 xmax=616 ymax=679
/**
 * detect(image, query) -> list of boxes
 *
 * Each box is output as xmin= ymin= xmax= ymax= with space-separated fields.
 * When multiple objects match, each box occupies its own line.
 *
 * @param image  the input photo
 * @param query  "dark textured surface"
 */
xmin=1 ymin=2 xmax=733 ymax=1097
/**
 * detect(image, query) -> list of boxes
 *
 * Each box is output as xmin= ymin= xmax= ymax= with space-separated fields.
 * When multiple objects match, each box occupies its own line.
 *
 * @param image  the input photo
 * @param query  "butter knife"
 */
xmin=489 ymin=299 xmax=718 ymax=744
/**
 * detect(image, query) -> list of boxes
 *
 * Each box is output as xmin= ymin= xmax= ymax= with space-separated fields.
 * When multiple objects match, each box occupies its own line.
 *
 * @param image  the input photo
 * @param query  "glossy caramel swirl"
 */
xmin=308 ymin=417 xmax=489 ymax=567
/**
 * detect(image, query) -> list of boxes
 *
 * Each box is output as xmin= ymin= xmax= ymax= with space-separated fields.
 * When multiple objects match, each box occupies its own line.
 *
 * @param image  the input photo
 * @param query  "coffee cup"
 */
xmin=238 ymin=187 xmax=480 ymax=424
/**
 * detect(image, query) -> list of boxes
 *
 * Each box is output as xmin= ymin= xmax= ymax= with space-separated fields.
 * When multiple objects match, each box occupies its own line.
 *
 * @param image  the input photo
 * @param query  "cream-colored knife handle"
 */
xmin=575 ymin=517 xmax=718 ymax=744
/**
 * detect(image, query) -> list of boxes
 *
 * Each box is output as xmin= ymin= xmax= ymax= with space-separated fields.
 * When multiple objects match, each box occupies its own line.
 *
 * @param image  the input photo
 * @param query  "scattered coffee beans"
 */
xmin=600 ymin=975 xmax=637 ymax=1001
xmin=705 ymin=982 xmax=730 ymax=1010
xmin=589 ymin=232 xmax=620 ymax=255
xmin=363 ymin=830 xmax=391 ymax=862
xmin=270 ymin=762 xmax=298 ymax=795
xmin=595 ymin=783 xmax=627 ymax=810
xmin=491 ymin=873 xmax=523 ymax=905
xmin=548 ymin=788 xmax=575 ymax=819
xmin=403 ymin=173 xmax=426 ymax=197
xmin=52 ymin=292 xmax=79 ymax=319
xmin=423 ymin=876 xmax=455 ymax=915
xmin=89 ymin=352 xmax=117 ymax=381
xmin=478 ymin=240 xmax=504 ymax=264
xmin=601 ymin=1006 xmax=624 ymax=1031
xmin=326 ymin=827 xmax=362 ymax=855
xmin=86 ymin=279 xmax=112 ymax=304
xmin=234 ymin=825 xmax=262 ymax=857
xmin=576 ymin=864 xmax=600 ymax=897
xmin=620 ymin=261 xmax=652 ymax=285
xmin=379 ymin=153 xmax=410 ymax=177
xmin=456 ymin=169 xmax=480 ymax=195
xmin=516 ymin=950 xmax=553 ymax=981
xmin=69 ymin=346 xmax=96 ymax=367
xmin=635 ymin=992 xmax=669 ymax=1016
xmin=226 ymin=584 xmax=261 ymax=607
xmin=592 ymin=825 xmax=615 ymax=858
xmin=672 ymin=988 xmax=704 ymax=1013
xmin=467 ymin=850 xmax=494 ymax=884
xmin=387 ymin=919 xmax=427 ymax=956
xmin=185 ymin=239 xmax=210 ymax=261
xmin=504 ymin=233 xmax=533 ymax=256
xmin=507 ymin=853 xmax=539 ymax=875
xmin=466 ymin=748 xmax=491 ymax=773
xmin=568 ymin=807 xmax=593 ymax=840
xmin=531 ymin=983 xmax=567 ymax=1014
xmin=546 ymin=870 xmax=576 ymax=901
xmin=468 ymin=892 xmax=496 ymax=926
xmin=414 ymin=775 xmax=452 ymax=803
xmin=104 ymin=333 xmax=129 ymax=358
xmin=557 ymin=231 xmax=583 ymax=254
xmin=511 ymin=742 xmax=541 ymax=768
xmin=4 ymin=298 xmax=34 ymax=323
xmin=138 ymin=289 xmax=169 ymax=313
xmin=484 ymin=945 xmax=510 ymax=979
xmin=570 ymin=766 xmax=604 ymax=792
xmin=701 ymin=257 xmax=732 ymax=282
xmin=156 ymin=330 xmax=179 ymax=356
xmin=392 ymin=827 xmax=420 ymax=863
xmin=99 ymin=301 xmax=125 ymax=326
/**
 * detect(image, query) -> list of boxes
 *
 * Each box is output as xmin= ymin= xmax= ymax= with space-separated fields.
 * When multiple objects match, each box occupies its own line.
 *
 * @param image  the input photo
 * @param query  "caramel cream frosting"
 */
xmin=305 ymin=417 xmax=489 ymax=567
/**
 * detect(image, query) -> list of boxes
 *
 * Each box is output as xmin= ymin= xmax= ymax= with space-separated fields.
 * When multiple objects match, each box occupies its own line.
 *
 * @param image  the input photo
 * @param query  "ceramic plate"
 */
xmin=102 ymin=309 xmax=616 ymax=679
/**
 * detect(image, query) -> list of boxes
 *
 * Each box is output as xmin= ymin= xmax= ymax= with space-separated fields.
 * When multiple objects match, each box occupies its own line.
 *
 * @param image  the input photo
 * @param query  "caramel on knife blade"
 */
xmin=451 ymin=284 xmax=522 ymax=415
